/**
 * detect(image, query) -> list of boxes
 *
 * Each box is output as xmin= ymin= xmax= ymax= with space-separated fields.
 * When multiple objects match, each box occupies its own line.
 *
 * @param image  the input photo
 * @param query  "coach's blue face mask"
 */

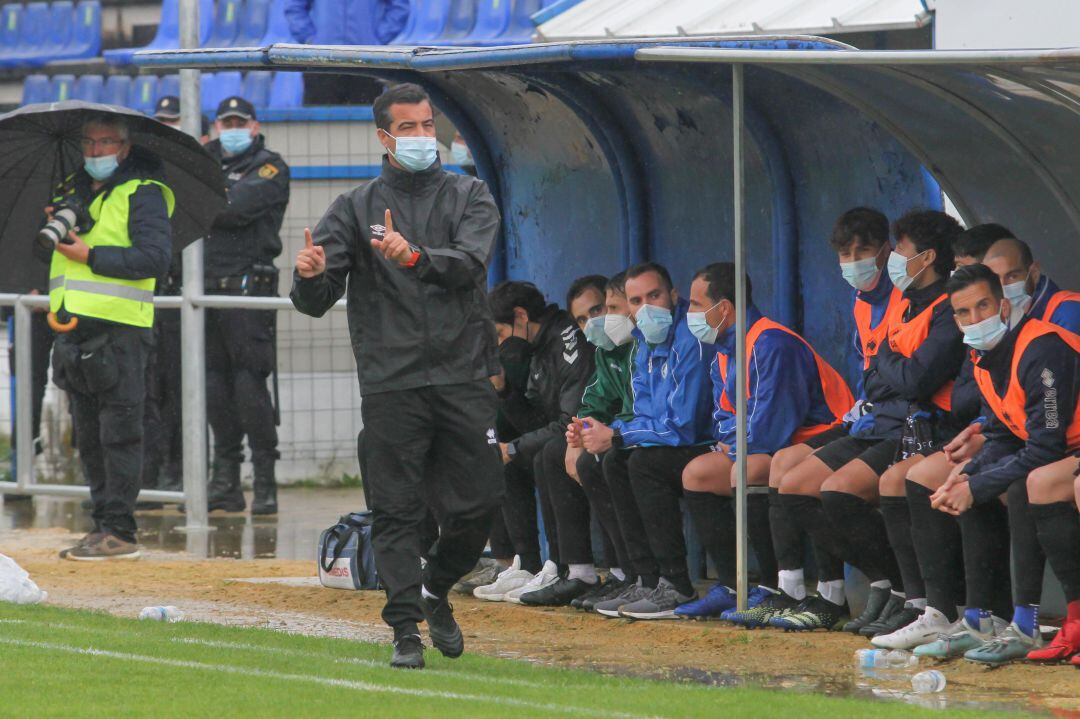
xmin=387 ymin=133 xmax=438 ymax=173
xmin=635 ymin=303 xmax=673 ymax=344
xmin=584 ymin=315 xmax=615 ymax=351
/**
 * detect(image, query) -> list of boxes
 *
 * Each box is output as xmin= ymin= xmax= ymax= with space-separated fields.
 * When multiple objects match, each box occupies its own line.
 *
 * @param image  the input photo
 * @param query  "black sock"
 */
xmin=779 ymin=493 xmax=850 ymax=581
xmin=769 ymin=487 xmax=805 ymax=571
xmin=665 ymin=570 xmax=695 ymax=598
xmin=881 ymin=495 xmax=925 ymax=600
xmin=748 ymin=491 xmax=778 ymax=588
xmin=958 ymin=499 xmax=1013 ymax=619
xmin=519 ymin=552 xmax=542 ymax=575
xmin=1030 ymin=501 xmax=1080 ymax=602
xmin=1007 ymin=481 xmax=1045 ymax=606
xmin=906 ymin=480 xmax=962 ymax=620
xmin=640 ymin=574 xmax=659 ymax=589
xmin=821 ymin=491 xmax=902 ymax=588
xmin=684 ymin=490 xmax=736 ymax=586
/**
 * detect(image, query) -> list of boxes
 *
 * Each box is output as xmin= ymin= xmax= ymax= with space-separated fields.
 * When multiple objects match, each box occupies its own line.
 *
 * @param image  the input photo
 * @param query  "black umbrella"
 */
xmin=0 ymin=100 xmax=226 ymax=293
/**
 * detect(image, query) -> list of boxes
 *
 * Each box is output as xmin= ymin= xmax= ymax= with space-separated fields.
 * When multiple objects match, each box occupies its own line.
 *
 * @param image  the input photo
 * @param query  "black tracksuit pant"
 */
xmin=361 ymin=380 xmax=504 ymax=635
xmin=578 ymin=449 xmax=632 ymax=574
xmin=534 ymin=436 xmax=593 ymax=565
xmin=205 ymin=307 xmax=278 ymax=469
xmin=501 ymin=441 xmax=560 ymax=573
xmin=54 ymin=325 xmax=151 ymax=543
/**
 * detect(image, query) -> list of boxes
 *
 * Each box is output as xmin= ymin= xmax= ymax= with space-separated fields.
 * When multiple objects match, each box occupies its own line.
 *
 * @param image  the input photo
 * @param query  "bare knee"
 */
xmin=907 ymin=451 xmax=952 ymax=492
xmin=778 ymin=456 xmax=830 ymax=497
xmin=1026 ymin=460 xmax=1076 ymax=505
xmin=821 ymin=461 xmax=879 ymax=503
xmin=683 ymin=452 xmax=731 ymax=494
xmin=880 ymin=456 xmax=922 ymax=497
xmin=770 ymin=444 xmax=810 ymax=488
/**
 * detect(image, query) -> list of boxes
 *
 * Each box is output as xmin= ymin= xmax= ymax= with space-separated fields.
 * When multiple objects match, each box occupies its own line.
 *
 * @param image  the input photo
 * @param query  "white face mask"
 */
xmin=960 ymin=305 xmax=1009 ymax=352
xmin=603 ymin=313 xmax=635 ymax=347
xmin=1002 ymin=271 xmax=1033 ymax=326
xmin=887 ymin=249 xmax=929 ymax=292
xmin=840 ymin=244 xmax=886 ymax=291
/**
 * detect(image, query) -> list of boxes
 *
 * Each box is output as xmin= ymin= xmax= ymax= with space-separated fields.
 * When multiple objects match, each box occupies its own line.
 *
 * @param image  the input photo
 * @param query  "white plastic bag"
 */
xmin=0 ymin=553 xmax=47 ymax=604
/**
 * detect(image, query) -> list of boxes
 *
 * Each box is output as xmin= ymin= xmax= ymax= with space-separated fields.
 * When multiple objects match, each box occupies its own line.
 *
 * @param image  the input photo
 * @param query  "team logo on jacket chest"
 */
xmin=370 ymin=224 xmax=386 ymax=238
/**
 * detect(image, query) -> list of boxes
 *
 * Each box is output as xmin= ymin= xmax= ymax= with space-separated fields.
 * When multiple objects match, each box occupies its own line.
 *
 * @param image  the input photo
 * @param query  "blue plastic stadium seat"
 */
xmin=52 ymin=0 xmax=103 ymax=61
xmin=259 ymin=0 xmax=293 ymax=44
xmin=462 ymin=0 xmax=511 ymax=45
xmin=104 ymin=0 xmax=213 ymax=66
xmin=157 ymin=74 xmax=180 ymax=101
xmin=201 ymin=71 xmax=243 ymax=113
xmin=233 ymin=0 xmax=268 ymax=45
xmin=268 ymin=71 xmax=303 ymax=109
xmin=73 ymin=74 xmax=104 ymax=102
xmin=0 ymin=5 xmax=21 ymax=55
xmin=22 ymin=75 xmax=52 ymax=105
xmin=392 ymin=0 xmax=451 ymax=45
xmin=51 ymin=74 xmax=76 ymax=102
xmin=494 ymin=0 xmax=545 ymax=44
xmin=429 ymin=0 xmax=476 ymax=44
xmin=102 ymin=75 xmax=132 ymax=106
xmin=1 ymin=2 xmax=49 ymax=67
xmin=29 ymin=1 xmax=76 ymax=66
xmin=242 ymin=71 xmax=273 ymax=110
xmin=205 ymin=0 xmax=243 ymax=47
xmin=129 ymin=75 xmax=159 ymax=113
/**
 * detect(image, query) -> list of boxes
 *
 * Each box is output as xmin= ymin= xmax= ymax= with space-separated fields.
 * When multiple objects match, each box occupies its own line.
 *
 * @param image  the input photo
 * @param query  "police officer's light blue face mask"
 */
xmin=386 ymin=133 xmax=438 ymax=173
xmin=887 ymin=249 xmax=929 ymax=292
xmin=960 ymin=303 xmax=1009 ymax=351
xmin=84 ymin=154 xmax=118 ymax=182
xmin=686 ymin=302 xmax=726 ymax=345
xmin=635 ymin=303 xmax=674 ymax=344
xmin=584 ymin=315 xmax=615 ymax=351
xmin=220 ymin=128 xmax=254 ymax=155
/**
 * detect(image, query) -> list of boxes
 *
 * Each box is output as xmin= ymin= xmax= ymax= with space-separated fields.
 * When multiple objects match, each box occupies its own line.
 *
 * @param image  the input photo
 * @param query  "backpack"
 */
xmin=317 ymin=511 xmax=380 ymax=590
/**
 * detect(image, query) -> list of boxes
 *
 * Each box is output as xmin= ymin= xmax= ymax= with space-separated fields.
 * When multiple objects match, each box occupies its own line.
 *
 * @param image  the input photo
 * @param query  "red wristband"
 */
xmin=401 ymin=250 xmax=421 ymax=268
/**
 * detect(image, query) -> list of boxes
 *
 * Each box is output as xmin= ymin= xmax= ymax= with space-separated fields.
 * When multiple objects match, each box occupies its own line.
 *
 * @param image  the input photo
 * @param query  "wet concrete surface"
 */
xmin=0 ymin=487 xmax=365 ymax=560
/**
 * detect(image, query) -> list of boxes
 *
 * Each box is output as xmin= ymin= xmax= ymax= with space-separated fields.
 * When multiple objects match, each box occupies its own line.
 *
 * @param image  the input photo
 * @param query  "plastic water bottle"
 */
xmin=887 ymin=649 xmax=918 ymax=668
xmin=139 ymin=606 xmax=184 ymax=622
xmin=854 ymin=648 xmax=889 ymax=668
xmin=911 ymin=669 xmax=946 ymax=693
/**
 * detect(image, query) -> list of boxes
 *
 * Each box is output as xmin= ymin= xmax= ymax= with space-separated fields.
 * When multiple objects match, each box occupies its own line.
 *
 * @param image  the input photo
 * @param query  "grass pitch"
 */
xmin=0 ymin=603 xmax=1019 ymax=718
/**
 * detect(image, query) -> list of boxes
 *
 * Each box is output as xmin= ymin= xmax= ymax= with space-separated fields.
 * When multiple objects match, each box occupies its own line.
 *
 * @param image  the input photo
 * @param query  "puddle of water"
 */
xmin=0 ymin=487 xmax=364 ymax=560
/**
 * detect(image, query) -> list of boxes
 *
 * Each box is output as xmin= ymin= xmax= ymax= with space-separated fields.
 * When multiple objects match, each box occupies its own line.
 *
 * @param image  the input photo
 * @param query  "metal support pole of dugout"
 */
xmin=732 ymin=63 xmax=749 ymax=612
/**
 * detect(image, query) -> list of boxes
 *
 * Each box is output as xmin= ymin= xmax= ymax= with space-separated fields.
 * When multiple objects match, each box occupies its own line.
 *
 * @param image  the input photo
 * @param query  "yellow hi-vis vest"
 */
xmin=48 ymin=179 xmax=175 ymax=329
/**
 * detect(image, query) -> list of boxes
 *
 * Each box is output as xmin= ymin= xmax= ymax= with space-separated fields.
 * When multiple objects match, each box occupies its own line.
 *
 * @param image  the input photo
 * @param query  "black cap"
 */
xmin=216 ymin=96 xmax=256 ymax=121
xmin=154 ymin=95 xmax=181 ymax=120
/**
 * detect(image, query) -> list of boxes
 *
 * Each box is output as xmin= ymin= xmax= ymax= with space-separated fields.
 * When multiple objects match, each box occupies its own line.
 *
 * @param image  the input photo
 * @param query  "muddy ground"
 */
xmin=3 ymin=528 xmax=1079 ymax=716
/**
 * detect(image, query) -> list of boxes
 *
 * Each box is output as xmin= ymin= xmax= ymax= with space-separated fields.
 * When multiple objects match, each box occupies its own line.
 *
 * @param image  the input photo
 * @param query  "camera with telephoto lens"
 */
xmin=37 ymin=198 xmax=91 ymax=250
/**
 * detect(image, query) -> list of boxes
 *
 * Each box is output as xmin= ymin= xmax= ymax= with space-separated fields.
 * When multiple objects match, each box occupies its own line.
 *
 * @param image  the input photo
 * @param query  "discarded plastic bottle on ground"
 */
xmin=887 ymin=649 xmax=918 ymax=668
xmin=911 ymin=669 xmax=946 ymax=693
xmin=139 ymin=606 xmax=183 ymax=622
xmin=854 ymin=648 xmax=889 ymax=668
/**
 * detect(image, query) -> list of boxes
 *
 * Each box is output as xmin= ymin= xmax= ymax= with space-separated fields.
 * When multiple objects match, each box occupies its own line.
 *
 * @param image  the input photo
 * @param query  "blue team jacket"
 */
xmin=612 ymin=298 xmax=715 ymax=447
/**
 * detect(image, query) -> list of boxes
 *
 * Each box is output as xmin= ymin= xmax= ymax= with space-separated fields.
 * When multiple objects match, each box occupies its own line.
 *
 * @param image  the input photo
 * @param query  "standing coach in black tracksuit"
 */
xmin=203 ymin=96 xmax=290 ymax=516
xmin=291 ymin=83 xmax=504 ymax=670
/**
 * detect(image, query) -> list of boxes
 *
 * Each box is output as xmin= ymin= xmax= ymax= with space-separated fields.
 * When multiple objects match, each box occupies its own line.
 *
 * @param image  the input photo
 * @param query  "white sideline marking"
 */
xmin=0 ymin=637 xmax=663 ymax=719
xmin=171 ymin=637 xmax=551 ymax=689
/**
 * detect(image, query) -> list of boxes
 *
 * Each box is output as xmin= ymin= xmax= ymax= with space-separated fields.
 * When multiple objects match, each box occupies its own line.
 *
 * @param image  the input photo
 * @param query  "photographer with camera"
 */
xmin=202 ymin=96 xmax=290 ymax=516
xmin=43 ymin=114 xmax=173 ymax=560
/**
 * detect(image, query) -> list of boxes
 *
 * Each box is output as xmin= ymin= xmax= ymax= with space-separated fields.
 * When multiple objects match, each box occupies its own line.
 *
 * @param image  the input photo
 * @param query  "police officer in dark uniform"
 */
xmin=203 ymin=96 xmax=290 ymax=516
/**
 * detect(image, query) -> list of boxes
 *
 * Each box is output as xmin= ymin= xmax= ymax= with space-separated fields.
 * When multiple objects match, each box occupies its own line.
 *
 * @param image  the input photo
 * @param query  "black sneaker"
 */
xmin=770 ymin=595 xmax=848 ymax=632
xmin=390 ymin=634 xmax=425 ymax=669
xmin=421 ymin=594 xmax=464 ymax=658
xmin=864 ymin=604 xmax=922 ymax=638
xmin=843 ymin=585 xmax=898 ymax=634
xmin=520 ymin=577 xmax=597 ymax=607
xmin=574 ymin=577 xmax=625 ymax=610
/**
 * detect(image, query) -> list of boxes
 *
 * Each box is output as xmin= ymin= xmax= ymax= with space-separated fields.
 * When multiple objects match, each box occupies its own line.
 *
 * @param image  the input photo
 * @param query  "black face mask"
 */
xmin=499 ymin=336 xmax=533 ymax=393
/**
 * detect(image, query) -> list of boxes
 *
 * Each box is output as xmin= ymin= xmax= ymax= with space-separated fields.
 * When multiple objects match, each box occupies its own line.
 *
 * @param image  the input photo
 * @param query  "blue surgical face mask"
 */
xmin=604 ymin=313 xmax=635 ymax=347
xmin=220 ymin=128 xmax=254 ymax=155
xmin=635 ymin=303 xmax=673 ymax=344
xmin=887 ymin=249 xmax=929 ymax=292
xmin=450 ymin=141 xmax=473 ymax=167
xmin=1002 ymin=270 xmax=1033 ymax=323
xmin=584 ymin=315 xmax=615 ymax=351
xmin=960 ymin=306 xmax=1008 ymax=351
xmin=387 ymin=133 xmax=438 ymax=173
xmin=686 ymin=302 xmax=725 ymax=345
xmin=841 ymin=255 xmax=882 ymax=291
xmin=84 ymin=154 xmax=118 ymax=181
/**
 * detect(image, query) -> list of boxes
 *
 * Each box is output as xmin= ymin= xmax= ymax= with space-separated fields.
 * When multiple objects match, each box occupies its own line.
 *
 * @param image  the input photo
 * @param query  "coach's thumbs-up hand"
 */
xmin=371 ymin=209 xmax=414 ymax=264
xmin=296 ymin=228 xmax=326 ymax=278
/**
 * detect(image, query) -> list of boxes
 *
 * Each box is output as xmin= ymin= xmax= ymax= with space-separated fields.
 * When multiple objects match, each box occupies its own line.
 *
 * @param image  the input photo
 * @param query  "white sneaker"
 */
xmin=503 ymin=560 xmax=559 ymax=605
xmin=473 ymin=556 xmax=534 ymax=602
xmin=872 ymin=606 xmax=952 ymax=650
